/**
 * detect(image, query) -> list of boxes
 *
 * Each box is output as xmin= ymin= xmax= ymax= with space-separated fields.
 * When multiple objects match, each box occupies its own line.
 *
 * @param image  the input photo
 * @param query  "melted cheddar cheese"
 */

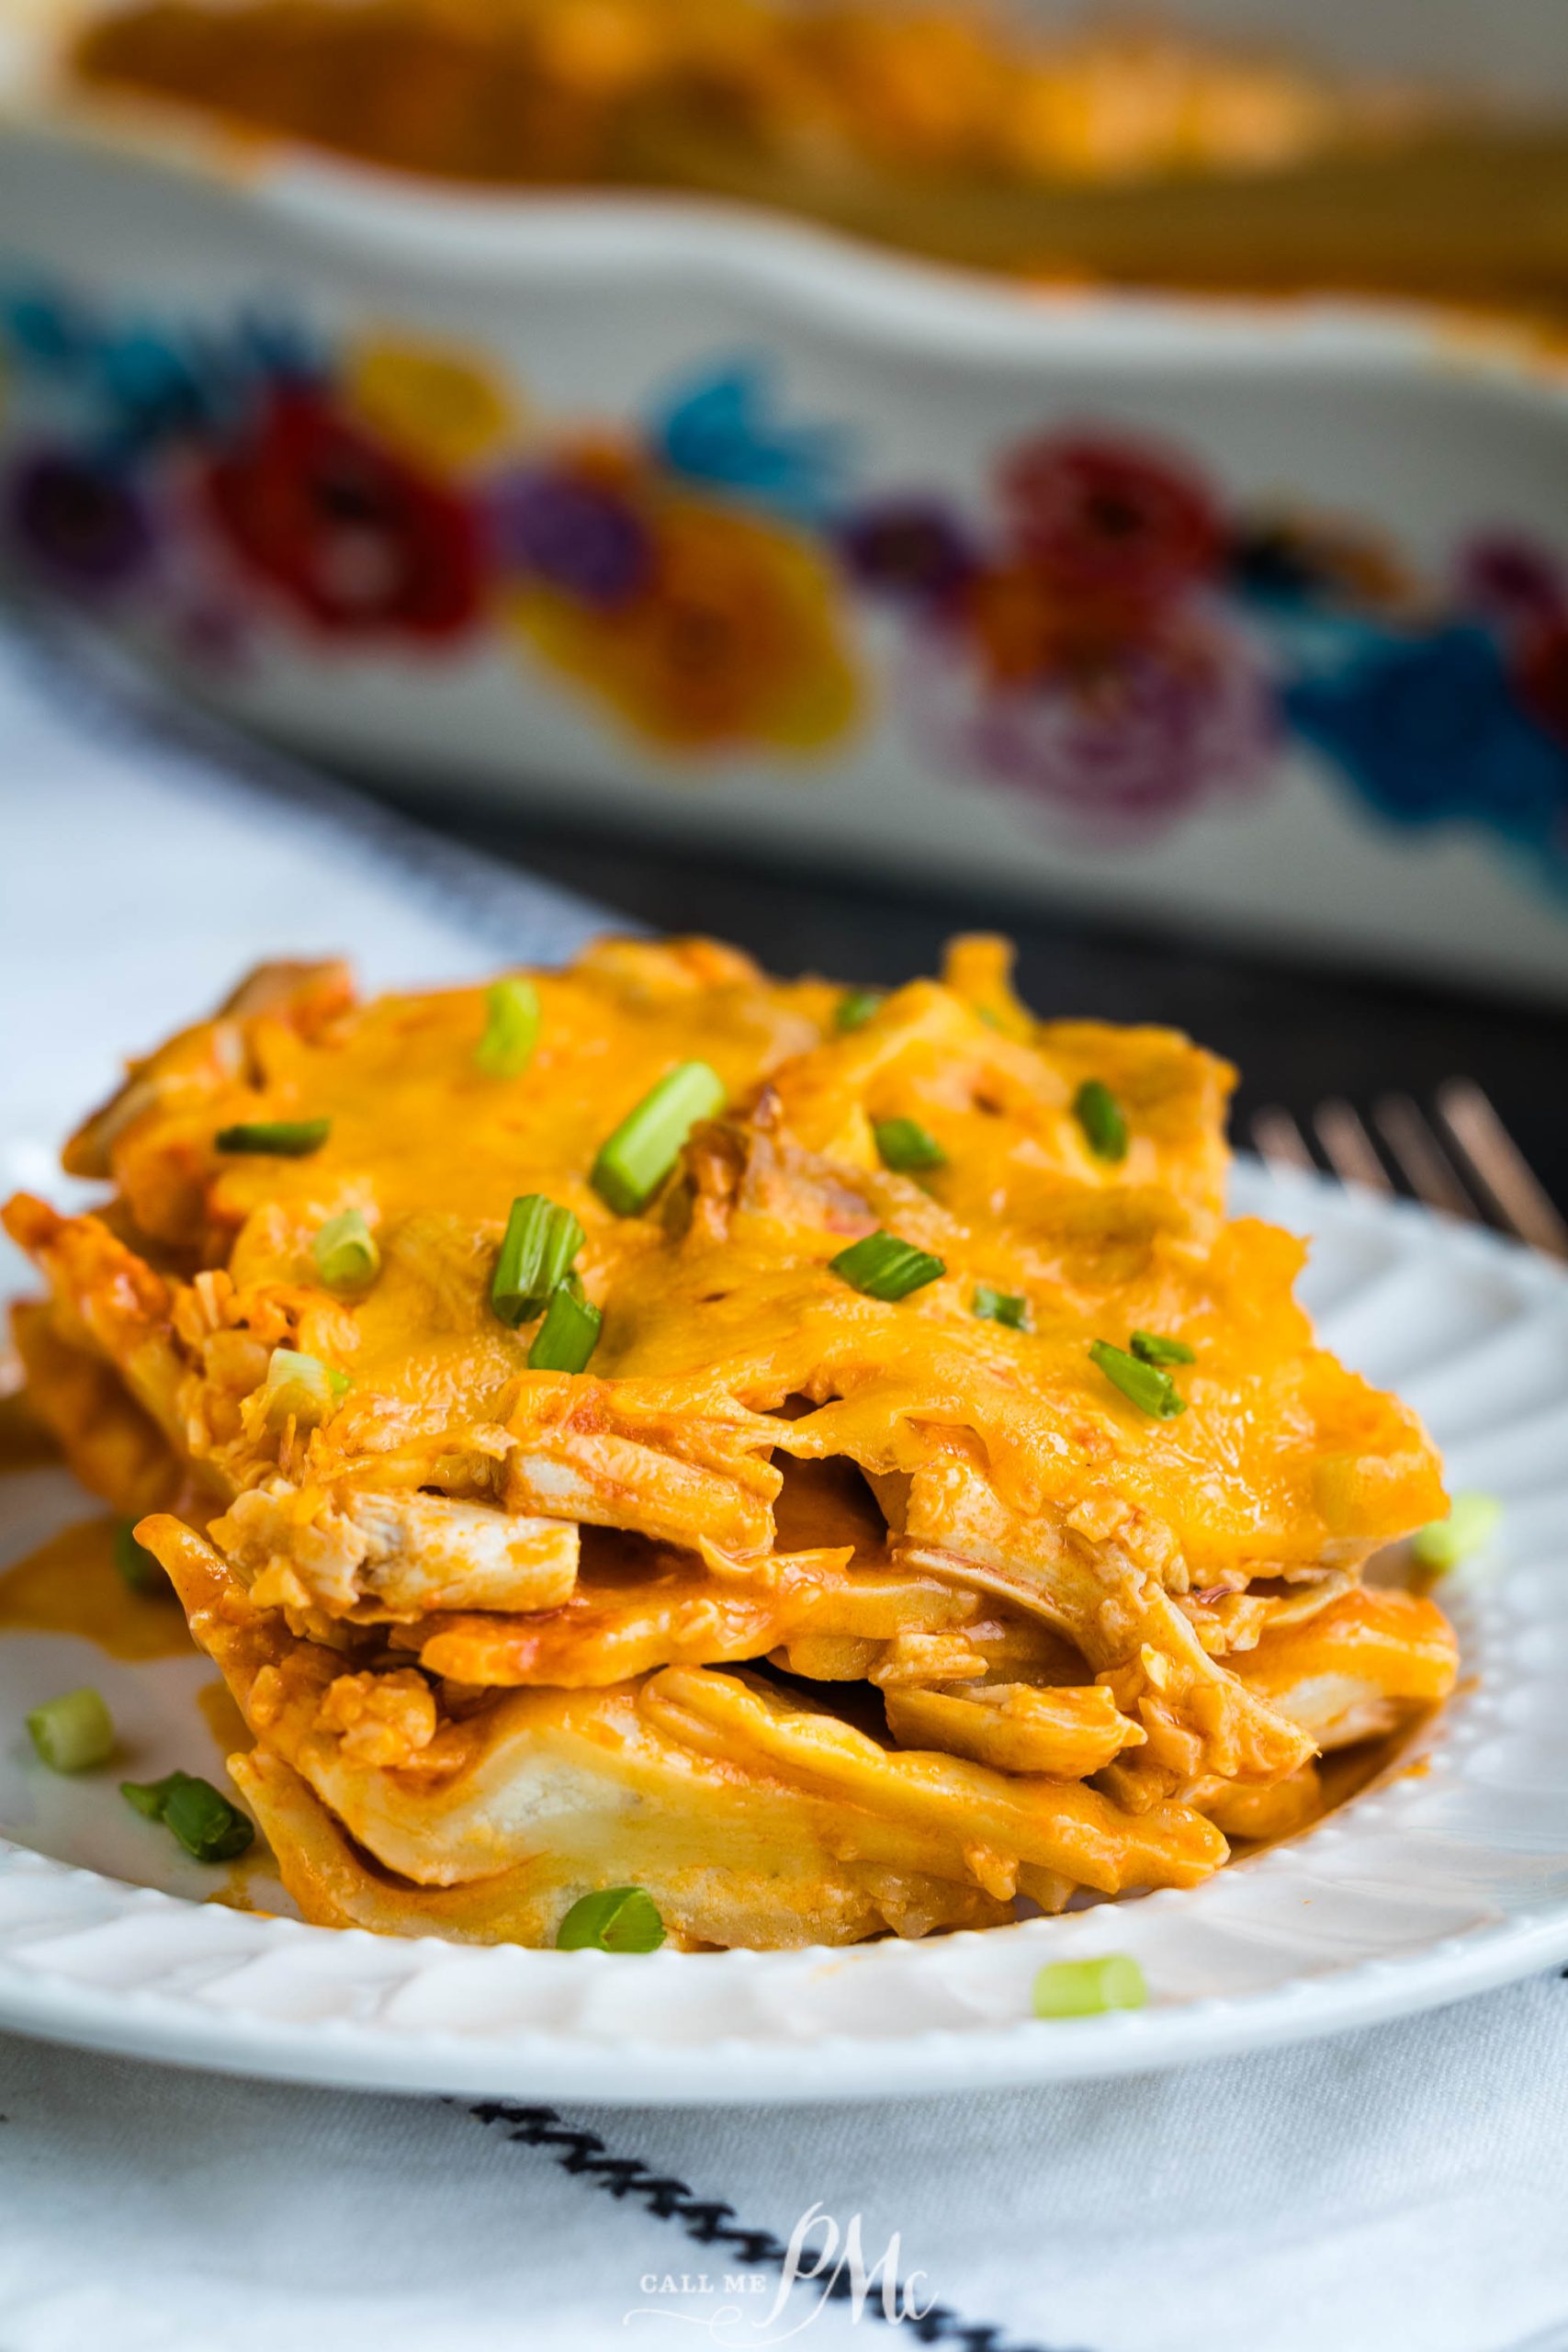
xmin=4 ymin=933 xmax=1456 ymax=1950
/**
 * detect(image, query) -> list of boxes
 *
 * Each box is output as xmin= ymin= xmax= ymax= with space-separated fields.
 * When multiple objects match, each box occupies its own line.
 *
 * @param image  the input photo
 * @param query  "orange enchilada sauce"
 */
xmin=0 ymin=1514 xmax=194 ymax=1660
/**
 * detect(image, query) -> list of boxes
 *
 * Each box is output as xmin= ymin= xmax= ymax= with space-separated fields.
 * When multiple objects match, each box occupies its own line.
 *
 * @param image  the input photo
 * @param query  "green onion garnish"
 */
xmin=830 ymin=1229 xmax=945 ymax=1302
xmin=874 ymin=1117 xmax=947 ymax=1174
xmin=527 ymin=1275 xmax=603 ymax=1374
xmin=1131 ymin=1329 xmax=1194 ymax=1367
xmin=1072 ymin=1080 xmax=1127 ymax=1164
xmin=113 ymin=1518 xmax=168 ymax=1596
xmin=1089 ymin=1340 xmax=1186 ymax=1418
xmin=312 ymin=1207 xmax=380 ymax=1294
xmin=1412 ymin=1490 xmax=1503 ymax=1573
xmin=973 ymin=1285 xmax=1028 ymax=1330
xmin=835 ymin=989 xmax=883 ymax=1033
xmin=215 ymin=1119 xmax=330 ymax=1157
xmin=491 ymin=1194 xmax=585 ymax=1328
xmin=556 ymin=1885 xmax=666 ymax=1952
xmin=474 ymin=976 xmax=540 ymax=1080
xmin=591 ymin=1062 xmax=727 ymax=1216
xmin=265 ymin=1347 xmax=352 ymax=1420
xmin=1032 ymin=1953 xmax=1146 ymax=2020
xmin=28 ymin=1686 xmax=114 ymax=1773
xmin=121 ymin=1770 xmax=254 ymax=1861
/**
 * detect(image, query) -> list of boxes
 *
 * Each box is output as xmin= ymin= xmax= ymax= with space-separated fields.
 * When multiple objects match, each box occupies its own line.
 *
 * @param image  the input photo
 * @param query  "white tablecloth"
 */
xmin=5 ymin=1979 xmax=1568 ymax=2352
xmin=2 ymin=616 xmax=1566 ymax=2352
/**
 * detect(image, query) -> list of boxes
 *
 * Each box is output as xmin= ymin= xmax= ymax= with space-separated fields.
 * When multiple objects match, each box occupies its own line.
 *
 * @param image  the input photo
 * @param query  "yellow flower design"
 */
xmin=508 ymin=489 xmax=860 ymax=756
xmin=345 ymin=332 xmax=519 ymax=472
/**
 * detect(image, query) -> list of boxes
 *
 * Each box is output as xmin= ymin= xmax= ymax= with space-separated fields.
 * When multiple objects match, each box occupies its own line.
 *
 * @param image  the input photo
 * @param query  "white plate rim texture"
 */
xmin=1 ymin=1161 xmax=1566 ymax=2106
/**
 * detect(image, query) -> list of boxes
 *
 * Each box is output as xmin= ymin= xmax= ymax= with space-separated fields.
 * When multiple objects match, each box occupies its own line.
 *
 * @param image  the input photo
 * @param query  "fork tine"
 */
xmin=1250 ymin=1105 xmax=1315 ymax=1176
xmin=1314 ymin=1098 xmax=1392 ymax=1193
xmin=1436 ymin=1080 xmax=1568 ymax=1259
xmin=1373 ymin=1094 xmax=1480 ymax=1224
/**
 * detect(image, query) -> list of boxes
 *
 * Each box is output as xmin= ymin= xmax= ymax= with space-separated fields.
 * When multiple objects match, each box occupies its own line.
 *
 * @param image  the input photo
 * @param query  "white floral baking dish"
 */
xmin=2 ymin=16 xmax=1568 ymax=996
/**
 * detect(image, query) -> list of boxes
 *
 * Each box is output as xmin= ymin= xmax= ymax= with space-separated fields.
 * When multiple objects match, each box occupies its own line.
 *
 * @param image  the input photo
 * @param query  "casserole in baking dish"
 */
xmin=64 ymin=0 xmax=1568 ymax=312
xmin=1 ymin=1 xmax=1567 ymax=993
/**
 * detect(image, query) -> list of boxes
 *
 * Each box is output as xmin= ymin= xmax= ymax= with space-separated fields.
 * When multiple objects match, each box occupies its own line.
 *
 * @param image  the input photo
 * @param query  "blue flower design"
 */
xmin=0 ymin=277 xmax=328 ymax=458
xmin=94 ymin=326 xmax=217 ymax=453
xmin=649 ymin=362 xmax=847 ymax=520
xmin=1284 ymin=623 xmax=1568 ymax=869
xmin=0 ymin=280 xmax=100 ymax=376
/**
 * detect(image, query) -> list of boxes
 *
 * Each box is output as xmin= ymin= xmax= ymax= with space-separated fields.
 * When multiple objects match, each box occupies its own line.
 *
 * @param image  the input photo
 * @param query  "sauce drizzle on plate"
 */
xmin=0 ymin=1515 xmax=193 ymax=1662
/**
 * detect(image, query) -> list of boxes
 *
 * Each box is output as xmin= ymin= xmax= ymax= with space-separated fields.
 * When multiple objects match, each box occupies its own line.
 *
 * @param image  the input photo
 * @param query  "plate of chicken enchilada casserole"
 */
xmin=0 ymin=929 xmax=1564 ymax=2102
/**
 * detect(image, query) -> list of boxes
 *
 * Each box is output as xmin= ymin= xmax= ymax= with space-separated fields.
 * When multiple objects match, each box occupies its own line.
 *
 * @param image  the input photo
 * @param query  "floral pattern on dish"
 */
xmin=501 ymin=451 xmax=859 ymax=753
xmin=0 ymin=277 xmax=1565 ymax=892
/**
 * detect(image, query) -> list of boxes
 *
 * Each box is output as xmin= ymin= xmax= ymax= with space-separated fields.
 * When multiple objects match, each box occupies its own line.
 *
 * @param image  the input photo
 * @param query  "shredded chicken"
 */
xmin=4 ymin=933 xmax=1455 ymax=1951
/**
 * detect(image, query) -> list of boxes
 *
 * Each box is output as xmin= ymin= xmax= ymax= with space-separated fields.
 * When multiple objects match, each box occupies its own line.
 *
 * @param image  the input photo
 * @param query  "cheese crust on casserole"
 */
xmin=4 ymin=933 xmax=1455 ymax=1950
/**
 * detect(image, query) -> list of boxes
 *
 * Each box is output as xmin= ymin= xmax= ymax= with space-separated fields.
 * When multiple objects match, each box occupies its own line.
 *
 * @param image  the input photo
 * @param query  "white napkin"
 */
xmin=5 ymin=1974 xmax=1568 ymax=2352
xmin=2 ymin=613 xmax=1565 ymax=2352
xmin=0 ymin=616 xmax=605 ymax=1143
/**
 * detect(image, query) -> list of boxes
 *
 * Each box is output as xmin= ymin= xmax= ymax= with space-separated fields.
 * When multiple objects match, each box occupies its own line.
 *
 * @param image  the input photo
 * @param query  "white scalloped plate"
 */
xmin=2 ymin=1161 xmax=1566 ymax=2105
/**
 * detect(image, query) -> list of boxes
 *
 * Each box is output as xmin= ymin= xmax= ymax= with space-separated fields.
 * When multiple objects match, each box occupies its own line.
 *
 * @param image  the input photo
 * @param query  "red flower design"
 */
xmin=998 ymin=434 xmax=1220 ymax=613
xmin=203 ymin=384 xmax=485 ymax=639
xmin=1517 ymin=621 xmax=1568 ymax=751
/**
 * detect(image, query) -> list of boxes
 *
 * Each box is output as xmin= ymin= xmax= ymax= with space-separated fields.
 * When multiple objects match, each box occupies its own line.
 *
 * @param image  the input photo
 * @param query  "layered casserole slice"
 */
xmin=4 ymin=934 xmax=1456 ymax=1950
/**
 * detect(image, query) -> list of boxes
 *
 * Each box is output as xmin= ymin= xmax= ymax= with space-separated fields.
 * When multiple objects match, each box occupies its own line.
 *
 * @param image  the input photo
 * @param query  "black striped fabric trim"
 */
xmin=467 ymin=2100 xmax=1080 ymax=2351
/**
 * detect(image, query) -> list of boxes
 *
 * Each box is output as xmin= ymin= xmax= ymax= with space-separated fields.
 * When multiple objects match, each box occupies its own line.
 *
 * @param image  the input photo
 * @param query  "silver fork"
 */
xmin=1250 ymin=1080 xmax=1568 ymax=1261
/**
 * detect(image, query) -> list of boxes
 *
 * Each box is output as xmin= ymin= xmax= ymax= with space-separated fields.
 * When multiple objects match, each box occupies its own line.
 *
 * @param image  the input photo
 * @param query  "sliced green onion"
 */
xmin=1032 ymin=1953 xmax=1146 ymax=2020
xmin=527 ymin=1275 xmax=603 ymax=1374
xmin=830 ymin=1229 xmax=945 ymax=1302
xmin=215 ymin=1118 xmax=330 ymax=1157
xmin=1089 ymin=1339 xmax=1186 ymax=1419
xmin=1412 ymin=1490 xmax=1503 ymax=1573
xmin=591 ymin=1062 xmax=727 ymax=1216
xmin=164 ymin=1775 xmax=254 ymax=1861
xmin=120 ymin=1770 xmax=254 ymax=1861
xmin=312 ymin=1207 xmax=380 ymax=1294
xmin=835 ymin=989 xmax=884 ymax=1033
xmin=474 ymin=976 xmax=540 ymax=1080
xmin=120 ymin=1779 xmax=167 ymax=1820
xmin=491 ymin=1194 xmax=584 ymax=1328
xmin=114 ymin=1517 xmax=168 ymax=1596
xmin=874 ymin=1117 xmax=947 ymax=1175
xmin=973 ymin=1284 xmax=1029 ymax=1330
xmin=1072 ymin=1080 xmax=1127 ymax=1164
xmin=265 ymin=1347 xmax=352 ymax=1422
xmin=556 ymin=1885 xmax=666 ymax=1952
xmin=28 ymin=1686 xmax=114 ymax=1773
xmin=1131 ymin=1329 xmax=1194 ymax=1367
